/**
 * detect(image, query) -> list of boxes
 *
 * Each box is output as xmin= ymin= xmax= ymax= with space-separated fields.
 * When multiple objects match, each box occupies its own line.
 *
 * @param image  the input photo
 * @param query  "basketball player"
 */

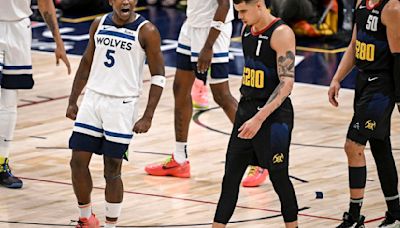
xmin=66 ymin=0 xmax=165 ymax=227
xmin=328 ymin=0 xmax=400 ymax=227
xmin=144 ymin=0 xmax=268 ymax=187
xmin=213 ymin=0 xmax=298 ymax=227
xmin=0 ymin=0 xmax=71 ymax=189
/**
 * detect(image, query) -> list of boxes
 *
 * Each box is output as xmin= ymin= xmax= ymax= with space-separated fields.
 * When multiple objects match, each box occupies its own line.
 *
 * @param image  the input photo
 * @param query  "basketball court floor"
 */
xmin=0 ymin=5 xmax=399 ymax=228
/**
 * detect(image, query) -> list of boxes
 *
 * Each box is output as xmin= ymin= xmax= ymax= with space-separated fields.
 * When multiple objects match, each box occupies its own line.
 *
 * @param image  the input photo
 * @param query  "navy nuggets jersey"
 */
xmin=355 ymin=0 xmax=392 ymax=71
xmin=240 ymin=19 xmax=285 ymax=100
xmin=87 ymin=13 xmax=148 ymax=97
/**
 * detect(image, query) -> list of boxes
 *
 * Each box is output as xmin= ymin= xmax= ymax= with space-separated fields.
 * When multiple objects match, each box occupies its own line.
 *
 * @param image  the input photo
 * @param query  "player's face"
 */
xmin=234 ymin=0 xmax=263 ymax=25
xmin=109 ymin=0 xmax=136 ymax=21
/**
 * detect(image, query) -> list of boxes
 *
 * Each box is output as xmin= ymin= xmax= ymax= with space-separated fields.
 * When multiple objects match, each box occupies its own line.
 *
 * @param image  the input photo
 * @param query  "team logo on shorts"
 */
xmin=365 ymin=120 xmax=376 ymax=131
xmin=272 ymin=153 xmax=284 ymax=164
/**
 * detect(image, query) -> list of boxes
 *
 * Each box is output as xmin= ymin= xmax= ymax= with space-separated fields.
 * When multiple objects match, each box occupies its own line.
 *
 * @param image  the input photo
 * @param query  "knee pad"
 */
xmin=349 ymin=166 xmax=367 ymax=189
xmin=269 ymin=168 xmax=298 ymax=223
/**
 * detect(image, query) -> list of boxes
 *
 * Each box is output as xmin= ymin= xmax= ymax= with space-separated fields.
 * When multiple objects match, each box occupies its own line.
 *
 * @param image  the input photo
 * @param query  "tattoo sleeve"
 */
xmin=266 ymin=51 xmax=295 ymax=105
xmin=277 ymin=51 xmax=295 ymax=78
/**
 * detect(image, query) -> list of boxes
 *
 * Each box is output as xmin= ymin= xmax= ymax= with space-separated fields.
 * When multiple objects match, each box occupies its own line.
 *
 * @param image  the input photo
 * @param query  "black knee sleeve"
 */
xmin=370 ymin=137 xmax=399 ymax=197
xmin=269 ymin=168 xmax=298 ymax=223
xmin=349 ymin=166 xmax=367 ymax=189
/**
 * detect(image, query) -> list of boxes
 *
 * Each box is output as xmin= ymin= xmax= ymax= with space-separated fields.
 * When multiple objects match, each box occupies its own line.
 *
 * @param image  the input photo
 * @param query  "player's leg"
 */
xmin=100 ymin=94 xmax=137 ymax=227
xmin=209 ymin=79 xmax=237 ymax=123
xmin=0 ymin=18 xmax=33 ymax=189
xmin=259 ymin=114 xmax=298 ymax=227
xmin=213 ymin=125 xmax=252 ymax=226
xmin=145 ymin=22 xmax=193 ymax=177
xmin=370 ymin=137 xmax=400 ymax=227
xmin=103 ymin=155 xmax=123 ymax=228
xmin=0 ymin=88 xmax=21 ymax=188
xmin=69 ymin=90 xmax=103 ymax=227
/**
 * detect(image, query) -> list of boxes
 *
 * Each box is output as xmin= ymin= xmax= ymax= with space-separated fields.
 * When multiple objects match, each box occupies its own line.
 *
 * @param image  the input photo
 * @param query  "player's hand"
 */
xmin=66 ymin=103 xmax=78 ymax=120
xmin=197 ymin=46 xmax=213 ymax=74
xmin=328 ymin=79 xmax=341 ymax=107
xmin=133 ymin=116 xmax=152 ymax=134
xmin=238 ymin=117 xmax=263 ymax=139
xmin=55 ymin=45 xmax=71 ymax=75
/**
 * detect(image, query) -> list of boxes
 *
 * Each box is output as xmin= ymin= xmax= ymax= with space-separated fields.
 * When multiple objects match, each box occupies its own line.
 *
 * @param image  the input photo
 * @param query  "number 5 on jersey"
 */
xmin=366 ymin=15 xmax=378 ymax=31
xmin=104 ymin=49 xmax=115 ymax=68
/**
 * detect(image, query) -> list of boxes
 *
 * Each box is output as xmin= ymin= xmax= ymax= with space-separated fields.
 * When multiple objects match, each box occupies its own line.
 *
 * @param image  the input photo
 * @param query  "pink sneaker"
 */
xmin=192 ymin=78 xmax=209 ymax=109
xmin=145 ymin=156 xmax=191 ymax=178
xmin=75 ymin=214 xmax=100 ymax=228
xmin=242 ymin=166 xmax=269 ymax=187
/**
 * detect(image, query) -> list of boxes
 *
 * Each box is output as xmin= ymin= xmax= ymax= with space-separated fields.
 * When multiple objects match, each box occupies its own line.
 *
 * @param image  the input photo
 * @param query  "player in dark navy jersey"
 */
xmin=329 ymin=0 xmax=400 ymax=227
xmin=212 ymin=0 xmax=298 ymax=227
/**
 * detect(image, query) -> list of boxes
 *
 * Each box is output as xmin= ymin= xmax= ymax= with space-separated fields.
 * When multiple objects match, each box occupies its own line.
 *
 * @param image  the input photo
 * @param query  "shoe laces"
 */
xmin=0 ymin=158 xmax=11 ymax=173
xmin=247 ymin=166 xmax=259 ymax=177
xmin=163 ymin=156 xmax=173 ymax=166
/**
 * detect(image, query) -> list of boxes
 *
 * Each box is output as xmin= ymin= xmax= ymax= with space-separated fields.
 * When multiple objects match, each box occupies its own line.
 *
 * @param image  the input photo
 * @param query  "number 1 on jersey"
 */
xmin=104 ymin=49 xmax=115 ymax=68
xmin=256 ymin=40 xmax=262 ymax=56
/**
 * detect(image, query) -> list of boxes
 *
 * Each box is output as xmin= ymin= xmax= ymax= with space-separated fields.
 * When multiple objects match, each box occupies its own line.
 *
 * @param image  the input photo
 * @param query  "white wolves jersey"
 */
xmin=186 ymin=0 xmax=234 ymax=28
xmin=0 ymin=0 xmax=32 ymax=21
xmin=87 ymin=13 xmax=148 ymax=97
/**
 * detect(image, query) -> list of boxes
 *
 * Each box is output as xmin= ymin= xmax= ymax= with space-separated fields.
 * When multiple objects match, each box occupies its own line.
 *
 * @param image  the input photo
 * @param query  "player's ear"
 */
xmin=108 ymin=0 xmax=113 ymax=6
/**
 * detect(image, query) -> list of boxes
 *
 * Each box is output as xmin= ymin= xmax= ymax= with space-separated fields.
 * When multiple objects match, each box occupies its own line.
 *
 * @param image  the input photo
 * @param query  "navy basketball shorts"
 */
xmin=69 ymin=89 xmax=139 ymax=160
xmin=347 ymin=70 xmax=395 ymax=145
xmin=176 ymin=21 xmax=231 ymax=84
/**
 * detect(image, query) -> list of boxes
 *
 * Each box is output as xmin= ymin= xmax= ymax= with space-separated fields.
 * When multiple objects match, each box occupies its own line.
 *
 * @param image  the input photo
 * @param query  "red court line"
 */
xmin=20 ymin=176 xmax=343 ymax=222
xmin=17 ymin=74 xmax=175 ymax=108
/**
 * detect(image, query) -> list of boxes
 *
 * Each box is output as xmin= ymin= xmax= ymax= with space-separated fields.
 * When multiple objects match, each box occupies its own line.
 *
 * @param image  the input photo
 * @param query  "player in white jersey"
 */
xmin=144 ymin=0 xmax=268 ymax=187
xmin=0 ymin=0 xmax=70 ymax=189
xmin=66 ymin=0 xmax=165 ymax=227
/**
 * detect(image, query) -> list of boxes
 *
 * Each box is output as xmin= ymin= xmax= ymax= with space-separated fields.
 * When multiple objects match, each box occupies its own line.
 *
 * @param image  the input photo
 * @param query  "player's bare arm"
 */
xmin=197 ymin=0 xmax=230 ymax=73
xmin=238 ymin=25 xmax=295 ymax=139
xmin=382 ymin=0 xmax=400 ymax=110
xmin=328 ymin=0 xmax=362 ymax=107
xmin=37 ymin=0 xmax=71 ymax=74
xmin=133 ymin=22 xmax=165 ymax=133
xmin=66 ymin=18 xmax=100 ymax=120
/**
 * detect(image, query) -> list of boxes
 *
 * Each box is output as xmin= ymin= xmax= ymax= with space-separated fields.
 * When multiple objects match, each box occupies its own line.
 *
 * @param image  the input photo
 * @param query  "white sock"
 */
xmin=78 ymin=203 xmax=92 ymax=219
xmin=0 ymin=89 xmax=18 ymax=158
xmin=104 ymin=221 xmax=117 ymax=228
xmin=105 ymin=201 xmax=122 ymax=220
xmin=173 ymin=142 xmax=187 ymax=164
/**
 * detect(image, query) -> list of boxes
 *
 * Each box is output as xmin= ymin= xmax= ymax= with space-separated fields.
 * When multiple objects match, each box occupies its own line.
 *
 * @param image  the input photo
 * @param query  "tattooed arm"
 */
xmin=38 ymin=0 xmax=71 ymax=74
xmin=238 ymin=25 xmax=295 ymax=139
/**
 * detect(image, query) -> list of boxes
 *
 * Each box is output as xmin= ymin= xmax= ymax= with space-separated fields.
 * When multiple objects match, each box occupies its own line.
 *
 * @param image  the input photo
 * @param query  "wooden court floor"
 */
xmin=0 ymin=52 xmax=399 ymax=227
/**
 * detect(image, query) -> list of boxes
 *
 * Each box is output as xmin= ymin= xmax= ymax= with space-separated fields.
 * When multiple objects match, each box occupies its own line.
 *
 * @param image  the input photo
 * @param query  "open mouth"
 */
xmin=121 ymin=8 xmax=130 ymax=13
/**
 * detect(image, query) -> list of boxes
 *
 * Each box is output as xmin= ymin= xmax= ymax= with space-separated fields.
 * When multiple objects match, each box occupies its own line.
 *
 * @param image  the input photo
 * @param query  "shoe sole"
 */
xmin=1 ymin=182 xmax=23 ymax=189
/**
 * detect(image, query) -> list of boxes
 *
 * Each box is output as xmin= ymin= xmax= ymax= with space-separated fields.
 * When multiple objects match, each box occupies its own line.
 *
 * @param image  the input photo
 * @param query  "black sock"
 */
xmin=386 ymin=195 xmax=400 ymax=218
xmin=349 ymin=198 xmax=363 ymax=220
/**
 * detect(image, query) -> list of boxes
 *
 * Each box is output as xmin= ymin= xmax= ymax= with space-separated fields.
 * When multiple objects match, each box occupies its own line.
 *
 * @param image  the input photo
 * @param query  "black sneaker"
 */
xmin=336 ymin=212 xmax=365 ymax=228
xmin=0 ymin=158 xmax=23 ymax=189
xmin=378 ymin=211 xmax=400 ymax=227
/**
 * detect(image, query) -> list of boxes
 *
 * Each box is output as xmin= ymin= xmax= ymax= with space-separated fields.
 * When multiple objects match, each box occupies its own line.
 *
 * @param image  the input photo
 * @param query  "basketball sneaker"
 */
xmin=0 ymin=158 xmax=23 ymax=189
xmin=75 ymin=214 xmax=100 ymax=228
xmin=378 ymin=211 xmax=400 ymax=227
xmin=336 ymin=212 xmax=365 ymax=228
xmin=242 ymin=166 xmax=268 ymax=187
xmin=192 ymin=78 xmax=209 ymax=110
xmin=145 ymin=156 xmax=190 ymax=178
